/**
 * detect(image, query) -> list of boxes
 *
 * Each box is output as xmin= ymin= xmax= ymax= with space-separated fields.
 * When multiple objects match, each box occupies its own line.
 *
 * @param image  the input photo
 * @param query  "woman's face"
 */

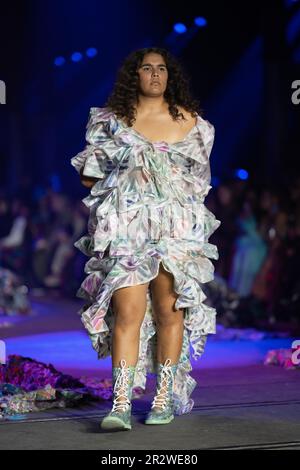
xmin=136 ymin=52 xmax=168 ymax=98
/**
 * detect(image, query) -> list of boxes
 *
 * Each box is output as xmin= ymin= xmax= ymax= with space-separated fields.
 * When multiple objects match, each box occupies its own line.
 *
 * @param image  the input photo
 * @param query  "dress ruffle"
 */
xmin=71 ymin=107 xmax=221 ymax=415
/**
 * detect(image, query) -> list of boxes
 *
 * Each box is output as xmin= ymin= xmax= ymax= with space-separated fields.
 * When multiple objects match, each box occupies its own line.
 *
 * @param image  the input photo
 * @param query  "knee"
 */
xmin=154 ymin=303 xmax=183 ymax=327
xmin=114 ymin=304 xmax=143 ymax=330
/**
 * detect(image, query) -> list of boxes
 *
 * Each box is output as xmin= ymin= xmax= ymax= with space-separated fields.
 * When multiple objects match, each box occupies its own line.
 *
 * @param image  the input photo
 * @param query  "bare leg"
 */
xmin=100 ymin=282 xmax=150 ymax=427
xmin=150 ymin=262 xmax=184 ymax=366
xmin=149 ymin=263 xmax=184 ymax=412
xmin=111 ymin=282 xmax=150 ymax=368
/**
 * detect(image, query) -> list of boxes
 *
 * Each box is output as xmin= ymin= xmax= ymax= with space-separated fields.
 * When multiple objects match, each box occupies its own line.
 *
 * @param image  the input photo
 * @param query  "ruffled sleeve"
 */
xmin=189 ymin=115 xmax=215 ymax=196
xmin=70 ymin=107 xmax=113 ymax=179
xmin=198 ymin=115 xmax=215 ymax=160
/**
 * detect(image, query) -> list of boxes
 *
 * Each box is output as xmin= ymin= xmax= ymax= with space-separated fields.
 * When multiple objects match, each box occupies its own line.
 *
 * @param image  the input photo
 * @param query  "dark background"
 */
xmin=0 ymin=0 xmax=299 ymax=199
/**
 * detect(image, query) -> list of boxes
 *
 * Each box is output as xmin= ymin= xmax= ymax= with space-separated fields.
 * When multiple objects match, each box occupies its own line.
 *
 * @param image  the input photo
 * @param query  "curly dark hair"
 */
xmin=104 ymin=47 xmax=203 ymax=127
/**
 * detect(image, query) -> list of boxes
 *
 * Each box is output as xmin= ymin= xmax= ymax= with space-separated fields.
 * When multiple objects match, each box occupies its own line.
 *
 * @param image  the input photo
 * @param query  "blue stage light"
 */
xmin=194 ymin=17 xmax=207 ymax=27
xmin=71 ymin=52 xmax=83 ymax=62
xmin=235 ymin=168 xmax=249 ymax=180
xmin=174 ymin=23 xmax=187 ymax=34
xmin=86 ymin=47 xmax=98 ymax=58
xmin=54 ymin=56 xmax=65 ymax=66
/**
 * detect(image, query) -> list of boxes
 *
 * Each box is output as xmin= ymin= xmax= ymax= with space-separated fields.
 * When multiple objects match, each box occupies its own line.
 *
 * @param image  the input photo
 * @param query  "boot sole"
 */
xmin=100 ymin=416 xmax=131 ymax=431
xmin=145 ymin=415 xmax=174 ymax=425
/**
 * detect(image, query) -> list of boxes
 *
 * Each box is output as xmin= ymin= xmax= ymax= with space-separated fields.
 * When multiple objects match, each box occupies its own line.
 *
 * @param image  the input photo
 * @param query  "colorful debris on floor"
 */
xmin=264 ymin=348 xmax=300 ymax=370
xmin=0 ymin=354 xmax=113 ymax=419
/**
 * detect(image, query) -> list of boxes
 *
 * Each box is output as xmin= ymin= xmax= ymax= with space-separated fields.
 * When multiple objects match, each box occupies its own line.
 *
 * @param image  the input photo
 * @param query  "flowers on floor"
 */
xmin=0 ymin=354 xmax=113 ymax=419
xmin=264 ymin=348 xmax=300 ymax=370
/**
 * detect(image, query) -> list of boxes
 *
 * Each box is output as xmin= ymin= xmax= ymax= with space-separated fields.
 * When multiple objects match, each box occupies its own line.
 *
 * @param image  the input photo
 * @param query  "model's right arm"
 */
xmin=71 ymin=107 xmax=111 ymax=188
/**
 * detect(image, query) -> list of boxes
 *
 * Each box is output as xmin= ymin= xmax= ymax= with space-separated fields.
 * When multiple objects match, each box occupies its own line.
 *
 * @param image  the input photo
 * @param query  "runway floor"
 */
xmin=0 ymin=294 xmax=299 ymax=450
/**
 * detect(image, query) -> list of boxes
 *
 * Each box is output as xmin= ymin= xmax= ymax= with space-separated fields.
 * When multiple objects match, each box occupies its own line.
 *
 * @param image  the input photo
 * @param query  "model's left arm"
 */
xmin=190 ymin=115 xmax=215 ymax=199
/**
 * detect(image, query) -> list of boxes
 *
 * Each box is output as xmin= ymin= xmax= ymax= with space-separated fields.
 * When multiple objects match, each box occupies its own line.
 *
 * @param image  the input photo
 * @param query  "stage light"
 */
xmin=86 ymin=47 xmax=98 ymax=58
xmin=173 ymin=23 xmax=187 ymax=34
xmin=194 ymin=17 xmax=207 ymax=27
xmin=286 ymin=0 xmax=299 ymax=6
xmin=235 ymin=168 xmax=249 ymax=180
xmin=71 ymin=52 xmax=83 ymax=62
xmin=54 ymin=56 xmax=65 ymax=66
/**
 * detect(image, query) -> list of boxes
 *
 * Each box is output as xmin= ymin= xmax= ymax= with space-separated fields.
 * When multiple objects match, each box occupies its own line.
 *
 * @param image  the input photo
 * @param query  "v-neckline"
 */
xmin=116 ymin=114 xmax=200 ymax=146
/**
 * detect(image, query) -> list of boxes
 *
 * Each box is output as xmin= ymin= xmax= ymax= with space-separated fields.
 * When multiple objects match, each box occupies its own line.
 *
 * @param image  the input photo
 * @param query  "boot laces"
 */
xmin=151 ymin=358 xmax=174 ymax=411
xmin=111 ymin=359 xmax=132 ymax=413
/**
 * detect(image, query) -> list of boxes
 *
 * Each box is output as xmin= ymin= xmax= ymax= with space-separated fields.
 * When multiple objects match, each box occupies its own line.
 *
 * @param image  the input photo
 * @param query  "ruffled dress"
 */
xmin=71 ymin=106 xmax=221 ymax=415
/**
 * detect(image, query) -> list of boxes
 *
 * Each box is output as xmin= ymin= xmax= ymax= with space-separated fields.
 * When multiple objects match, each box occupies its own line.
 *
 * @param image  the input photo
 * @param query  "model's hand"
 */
xmin=80 ymin=168 xmax=99 ymax=188
xmin=80 ymin=176 xmax=99 ymax=188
